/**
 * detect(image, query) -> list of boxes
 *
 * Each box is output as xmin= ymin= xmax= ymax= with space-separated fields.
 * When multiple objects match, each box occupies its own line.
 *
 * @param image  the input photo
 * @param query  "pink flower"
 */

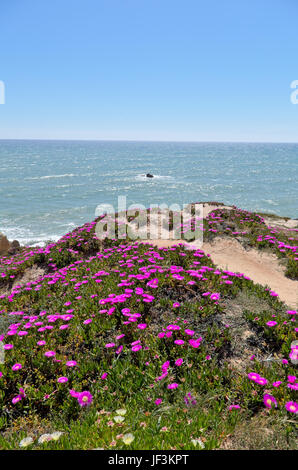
xmin=147 ymin=278 xmax=159 ymax=288
xmin=210 ymin=293 xmax=220 ymax=301
xmin=289 ymin=347 xmax=298 ymax=362
xmin=287 ymin=383 xmax=298 ymax=390
xmin=269 ymin=291 xmax=278 ymax=297
xmin=184 ymin=329 xmax=194 ymax=336
xmin=12 ymin=363 xmax=22 ymax=371
xmin=189 ymin=338 xmax=202 ymax=348
xmin=159 ymin=362 xmax=168 ymax=374
xmin=121 ymin=308 xmax=131 ymax=315
xmin=167 ymin=383 xmax=179 ymax=389
xmin=174 ymin=340 xmax=185 ymax=345
xmin=247 ymin=372 xmax=268 ymax=385
xmin=12 ymin=395 xmax=22 ymax=404
xmin=272 ymin=381 xmax=282 ymax=387
xmin=155 ymin=398 xmax=162 ymax=405
xmin=77 ymin=391 xmax=93 ymax=407
xmin=175 ymin=358 xmax=183 ymax=366
xmin=266 ymin=321 xmax=277 ymax=327
xmin=167 ymin=324 xmax=180 ymax=331
xmin=256 ymin=377 xmax=268 ymax=386
xmin=66 ymin=360 xmax=77 ymax=367
xmin=101 ymin=373 xmax=108 ymax=380
xmin=287 ymin=310 xmax=297 ymax=315
xmin=137 ymin=323 xmax=147 ymax=329
xmin=58 ymin=376 xmax=68 ymax=384
xmin=247 ymin=372 xmax=261 ymax=382
xmin=229 ymin=404 xmax=240 ymax=410
xmin=202 ymin=292 xmax=211 ymax=297
xmin=263 ymin=394 xmax=277 ymax=409
xmin=116 ymin=334 xmax=125 ymax=340
xmin=44 ymin=351 xmax=56 ymax=357
xmin=285 ymin=401 xmax=298 ymax=414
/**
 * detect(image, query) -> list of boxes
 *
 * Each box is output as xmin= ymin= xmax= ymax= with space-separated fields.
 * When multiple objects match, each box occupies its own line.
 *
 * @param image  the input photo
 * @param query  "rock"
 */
xmin=8 ymin=242 xmax=20 ymax=255
xmin=0 ymin=234 xmax=21 ymax=255
xmin=11 ymin=240 xmax=20 ymax=249
xmin=146 ymin=173 xmax=154 ymax=178
xmin=0 ymin=233 xmax=10 ymax=254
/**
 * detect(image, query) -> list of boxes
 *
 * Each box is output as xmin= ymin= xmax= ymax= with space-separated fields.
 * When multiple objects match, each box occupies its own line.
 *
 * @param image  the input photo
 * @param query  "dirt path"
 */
xmin=137 ymin=204 xmax=297 ymax=309
xmin=203 ymin=238 xmax=297 ymax=308
xmin=0 ymin=265 xmax=46 ymax=297
xmin=263 ymin=216 xmax=298 ymax=230
xmin=141 ymin=237 xmax=297 ymax=308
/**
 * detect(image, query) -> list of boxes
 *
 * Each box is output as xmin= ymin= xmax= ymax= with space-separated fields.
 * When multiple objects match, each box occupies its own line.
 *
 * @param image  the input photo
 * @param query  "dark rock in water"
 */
xmin=146 ymin=173 xmax=154 ymax=178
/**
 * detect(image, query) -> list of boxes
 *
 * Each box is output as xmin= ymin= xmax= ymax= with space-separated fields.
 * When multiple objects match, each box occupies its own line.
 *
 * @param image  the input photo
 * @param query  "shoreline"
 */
xmin=1 ymin=201 xmax=297 ymax=249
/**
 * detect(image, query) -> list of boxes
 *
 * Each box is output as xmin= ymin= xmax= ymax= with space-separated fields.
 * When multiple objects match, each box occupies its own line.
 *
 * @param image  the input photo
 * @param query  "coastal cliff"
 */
xmin=0 ymin=203 xmax=297 ymax=450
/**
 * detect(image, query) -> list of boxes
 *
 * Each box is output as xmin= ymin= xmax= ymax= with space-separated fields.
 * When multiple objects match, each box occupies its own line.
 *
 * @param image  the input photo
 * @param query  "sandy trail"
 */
xmin=141 ymin=237 xmax=297 ymax=308
xmin=203 ymin=238 xmax=297 ymax=308
xmin=136 ymin=204 xmax=297 ymax=309
xmin=263 ymin=217 xmax=298 ymax=230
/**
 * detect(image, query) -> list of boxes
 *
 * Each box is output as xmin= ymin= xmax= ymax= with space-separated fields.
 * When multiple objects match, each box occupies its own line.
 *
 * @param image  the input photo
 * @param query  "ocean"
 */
xmin=0 ymin=140 xmax=297 ymax=246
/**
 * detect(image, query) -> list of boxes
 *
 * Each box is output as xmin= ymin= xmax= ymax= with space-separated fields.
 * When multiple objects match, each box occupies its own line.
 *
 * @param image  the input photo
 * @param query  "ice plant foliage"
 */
xmin=0 ymin=205 xmax=297 ymax=449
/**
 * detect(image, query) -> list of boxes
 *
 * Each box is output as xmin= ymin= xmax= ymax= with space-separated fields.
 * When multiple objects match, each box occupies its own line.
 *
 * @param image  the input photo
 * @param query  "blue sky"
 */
xmin=0 ymin=0 xmax=297 ymax=142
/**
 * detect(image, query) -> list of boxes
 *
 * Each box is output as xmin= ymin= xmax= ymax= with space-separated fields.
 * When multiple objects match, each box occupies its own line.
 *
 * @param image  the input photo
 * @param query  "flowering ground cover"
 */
xmin=0 ymin=204 xmax=297 ymax=450
xmin=204 ymin=207 xmax=298 ymax=280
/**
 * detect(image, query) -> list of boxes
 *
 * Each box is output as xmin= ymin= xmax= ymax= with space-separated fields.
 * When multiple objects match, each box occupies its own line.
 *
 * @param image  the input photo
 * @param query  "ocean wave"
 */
xmin=26 ymin=235 xmax=62 ymax=247
xmin=263 ymin=199 xmax=279 ymax=206
xmin=0 ymin=224 xmax=61 ymax=246
xmin=25 ymin=174 xmax=77 ymax=180
xmin=0 ymin=216 xmax=79 ymax=247
xmin=55 ymin=183 xmax=85 ymax=188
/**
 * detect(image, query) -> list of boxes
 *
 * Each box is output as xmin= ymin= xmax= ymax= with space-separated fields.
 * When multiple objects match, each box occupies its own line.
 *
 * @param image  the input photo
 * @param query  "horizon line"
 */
xmin=0 ymin=138 xmax=298 ymax=144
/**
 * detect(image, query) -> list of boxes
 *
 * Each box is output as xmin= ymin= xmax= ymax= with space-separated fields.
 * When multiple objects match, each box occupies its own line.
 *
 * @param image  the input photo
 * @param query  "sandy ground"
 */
xmin=136 ymin=204 xmax=297 ymax=309
xmin=0 ymin=265 xmax=46 ymax=297
xmin=264 ymin=217 xmax=298 ymax=230
xmin=140 ymin=237 xmax=297 ymax=308
xmin=203 ymin=238 xmax=297 ymax=308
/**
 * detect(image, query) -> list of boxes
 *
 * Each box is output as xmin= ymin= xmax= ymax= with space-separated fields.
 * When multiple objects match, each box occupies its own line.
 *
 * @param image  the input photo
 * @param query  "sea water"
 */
xmin=0 ymin=140 xmax=297 ymax=246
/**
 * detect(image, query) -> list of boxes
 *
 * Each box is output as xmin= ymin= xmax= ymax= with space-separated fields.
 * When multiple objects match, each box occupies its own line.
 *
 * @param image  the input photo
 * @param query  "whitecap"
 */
xmin=263 ymin=199 xmax=279 ymax=206
xmin=25 ymin=174 xmax=77 ymax=180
